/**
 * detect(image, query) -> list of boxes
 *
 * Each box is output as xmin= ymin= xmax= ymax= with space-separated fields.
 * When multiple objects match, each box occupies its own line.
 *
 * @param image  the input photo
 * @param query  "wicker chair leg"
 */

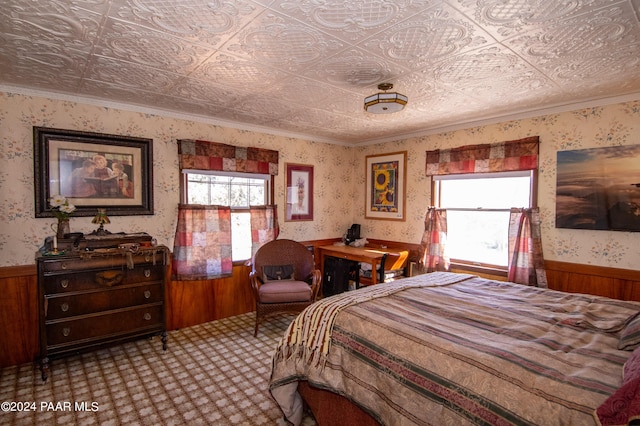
xmin=254 ymin=319 xmax=259 ymax=337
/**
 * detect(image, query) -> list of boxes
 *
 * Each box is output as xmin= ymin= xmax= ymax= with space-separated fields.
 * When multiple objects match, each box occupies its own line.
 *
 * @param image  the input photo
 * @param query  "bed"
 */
xmin=269 ymin=272 xmax=640 ymax=426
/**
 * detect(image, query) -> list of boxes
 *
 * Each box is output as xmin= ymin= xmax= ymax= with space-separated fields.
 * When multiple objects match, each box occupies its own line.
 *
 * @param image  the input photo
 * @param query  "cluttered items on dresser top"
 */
xmin=41 ymin=231 xmax=157 ymax=254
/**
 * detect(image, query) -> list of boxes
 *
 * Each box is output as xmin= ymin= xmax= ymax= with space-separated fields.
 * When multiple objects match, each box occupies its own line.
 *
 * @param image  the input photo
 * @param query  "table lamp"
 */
xmin=90 ymin=208 xmax=111 ymax=236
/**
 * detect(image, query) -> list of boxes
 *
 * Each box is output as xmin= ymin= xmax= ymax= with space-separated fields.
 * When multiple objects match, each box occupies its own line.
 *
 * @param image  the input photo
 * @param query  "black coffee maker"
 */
xmin=344 ymin=224 xmax=361 ymax=245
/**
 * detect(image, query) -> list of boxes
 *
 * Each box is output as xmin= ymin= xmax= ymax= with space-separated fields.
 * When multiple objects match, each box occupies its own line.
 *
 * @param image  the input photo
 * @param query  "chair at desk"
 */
xmin=360 ymin=250 xmax=409 ymax=284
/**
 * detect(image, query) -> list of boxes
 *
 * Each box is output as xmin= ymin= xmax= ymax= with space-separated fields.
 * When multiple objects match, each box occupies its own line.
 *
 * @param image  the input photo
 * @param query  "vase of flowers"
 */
xmin=49 ymin=195 xmax=76 ymax=239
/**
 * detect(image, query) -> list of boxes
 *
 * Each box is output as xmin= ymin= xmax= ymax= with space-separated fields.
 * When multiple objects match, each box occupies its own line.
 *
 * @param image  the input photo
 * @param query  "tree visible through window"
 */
xmin=182 ymin=171 xmax=271 ymax=260
xmin=433 ymin=171 xmax=534 ymax=267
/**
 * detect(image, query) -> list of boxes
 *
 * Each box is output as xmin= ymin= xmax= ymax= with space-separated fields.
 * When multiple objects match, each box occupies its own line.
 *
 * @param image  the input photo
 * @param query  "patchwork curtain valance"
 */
xmin=425 ymin=136 xmax=539 ymax=176
xmin=178 ymin=139 xmax=279 ymax=175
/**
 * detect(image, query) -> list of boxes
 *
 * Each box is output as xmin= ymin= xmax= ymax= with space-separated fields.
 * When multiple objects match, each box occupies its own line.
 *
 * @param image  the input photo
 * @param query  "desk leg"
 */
xmin=319 ymin=252 xmax=326 ymax=297
xmin=371 ymin=259 xmax=378 ymax=285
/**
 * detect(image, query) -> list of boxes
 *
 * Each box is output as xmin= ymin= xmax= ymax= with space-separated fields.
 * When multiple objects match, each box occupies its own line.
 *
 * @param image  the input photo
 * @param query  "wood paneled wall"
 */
xmin=0 ymin=265 xmax=39 ymax=367
xmin=2 ymin=241 xmax=639 ymax=368
xmin=545 ymin=260 xmax=640 ymax=301
xmin=167 ymin=264 xmax=254 ymax=330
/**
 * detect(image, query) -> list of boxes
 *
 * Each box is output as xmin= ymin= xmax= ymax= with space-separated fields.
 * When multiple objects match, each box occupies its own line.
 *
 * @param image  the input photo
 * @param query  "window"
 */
xmin=182 ymin=170 xmax=271 ymax=261
xmin=433 ymin=170 xmax=535 ymax=268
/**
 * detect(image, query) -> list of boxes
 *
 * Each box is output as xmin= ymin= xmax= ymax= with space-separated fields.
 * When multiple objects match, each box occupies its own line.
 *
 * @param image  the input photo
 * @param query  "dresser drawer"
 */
xmin=45 ymin=283 xmax=163 ymax=320
xmin=41 ymin=250 xmax=166 ymax=274
xmin=46 ymin=304 xmax=163 ymax=348
xmin=43 ymin=265 xmax=164 ymax=294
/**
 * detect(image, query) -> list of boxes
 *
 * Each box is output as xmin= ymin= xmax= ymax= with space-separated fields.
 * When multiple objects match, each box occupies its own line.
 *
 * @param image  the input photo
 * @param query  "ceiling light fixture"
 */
xmin=364 ymin=83 xmax=408 ymax=114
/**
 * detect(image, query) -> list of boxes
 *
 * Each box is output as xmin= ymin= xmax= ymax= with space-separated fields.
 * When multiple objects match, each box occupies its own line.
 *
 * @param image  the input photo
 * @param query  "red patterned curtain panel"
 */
xmin=249 ymin=205 xmax=280 ymax=258
xmin=507 ymin=207 xmax=548 ymax=288
xmin=425 ymin=136 xmax=539 ymax=176
xmin=172 ymin=204 xmax=233 ymax=280
xmin=419 ymin=207 xmax=450 ymax=272
xmin=178 ymin=139 xmax=279 ymax=175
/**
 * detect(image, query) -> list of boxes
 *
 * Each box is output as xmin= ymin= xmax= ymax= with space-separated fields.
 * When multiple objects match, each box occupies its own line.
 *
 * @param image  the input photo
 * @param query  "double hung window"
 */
xmin=433 ymin=170 xmax=535 ymax=268
xmin=181 ymin=170 xmax=272 ymax=261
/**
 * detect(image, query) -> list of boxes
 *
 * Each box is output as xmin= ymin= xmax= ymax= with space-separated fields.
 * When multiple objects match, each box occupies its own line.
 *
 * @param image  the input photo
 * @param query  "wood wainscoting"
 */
xmin=0 ymin=261 xmax=256 ymax=369
xmin=545 ymin=260 xmax=640 ymax=301
xmin=1 ymin=244 xmax=639 ymax=368
xmin=0 ymin=265 xmax=39 ymax=368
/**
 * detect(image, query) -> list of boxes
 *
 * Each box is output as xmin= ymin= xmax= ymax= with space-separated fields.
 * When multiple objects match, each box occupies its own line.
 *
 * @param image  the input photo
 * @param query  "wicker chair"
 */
xmin=249 ymin=239 xmax=321 ymax=336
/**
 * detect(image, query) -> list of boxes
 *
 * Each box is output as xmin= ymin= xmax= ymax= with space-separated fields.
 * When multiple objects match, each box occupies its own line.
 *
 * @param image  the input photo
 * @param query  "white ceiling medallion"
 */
xmin=364 ymin=83 xmax=408 ymax=114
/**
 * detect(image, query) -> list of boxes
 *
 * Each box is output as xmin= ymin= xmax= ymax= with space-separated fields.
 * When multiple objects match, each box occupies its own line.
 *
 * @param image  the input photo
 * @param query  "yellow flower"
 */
xmin=374 ymin=170 xmax=390 ymax=190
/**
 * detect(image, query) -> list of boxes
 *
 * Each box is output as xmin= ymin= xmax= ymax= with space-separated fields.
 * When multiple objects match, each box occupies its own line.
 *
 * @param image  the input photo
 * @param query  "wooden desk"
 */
xmin=318 ymin=245 xmax=388 ymax=285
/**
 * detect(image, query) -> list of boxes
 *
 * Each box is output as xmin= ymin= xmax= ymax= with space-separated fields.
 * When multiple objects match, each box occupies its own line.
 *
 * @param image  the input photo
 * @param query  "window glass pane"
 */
xmin=231 ymin=212 xmax=252 ymax=260
xmin=248 ymin=180 xmax=266 ymax=206
xmin=440 ymin=175 xmax=531 ymax=209
xmin=230 ymin=177 xmax=248 ymax=207
xmin=435 ymin=171 xmax=533 ymax=267
xmin=187 ymin=181 xmax=210 ymax=204
xmin=446 ymin=210 xmax=511 ymax=266
xmin=210 ymin=179 xmax=231 ymax=205
xmin=184 ymin=171 xmax=270 ymax=261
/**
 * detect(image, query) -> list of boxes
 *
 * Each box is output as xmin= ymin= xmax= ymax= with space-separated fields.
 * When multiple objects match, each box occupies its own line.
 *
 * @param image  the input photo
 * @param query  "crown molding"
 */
xmin=2 ymin=84 xmax=638 ymax=148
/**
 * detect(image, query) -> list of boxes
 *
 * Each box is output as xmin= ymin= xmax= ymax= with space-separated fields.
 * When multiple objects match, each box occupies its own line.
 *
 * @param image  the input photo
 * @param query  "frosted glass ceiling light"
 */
xmin=364 ymin=83 xmax=408 ymax=114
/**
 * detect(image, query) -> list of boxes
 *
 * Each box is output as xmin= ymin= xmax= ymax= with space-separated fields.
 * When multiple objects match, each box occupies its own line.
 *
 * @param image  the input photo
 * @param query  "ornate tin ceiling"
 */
xmin=1 ymin=0 xmax=639 ymax=144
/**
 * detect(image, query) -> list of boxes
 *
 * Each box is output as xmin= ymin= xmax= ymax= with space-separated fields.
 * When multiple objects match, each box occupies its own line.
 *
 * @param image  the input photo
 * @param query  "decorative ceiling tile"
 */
xmin=275 ymin=0 xmax=434 ymax=42
xmin=191 ymin=53 xmax=288 ymax=92
xmin=92 ymin=20 xmax=214 ymax=72
xmin=1 ymin=0 xmax=639 ymax=144
xmin=361 ymin=3 xmax=490 ymax=70
xmin=300 ymin=47 xmax=404 ymax=87
xmin=84 ymin=56 xmax=179 ymax=92
xmin=504 ymin=3 xmax=640 ymax=64
xmin=223 ymin=11 xmax=345 ymax=71
xmin=455 ymin=0 xmax=626 ymax=39
xmin=109 ymin=0 xmax=262 ymax=48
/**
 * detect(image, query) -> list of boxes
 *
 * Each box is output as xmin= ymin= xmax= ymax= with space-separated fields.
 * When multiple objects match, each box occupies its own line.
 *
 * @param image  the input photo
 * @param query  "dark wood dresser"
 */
xmin=36 ymin=244 xmax=169 ymax=380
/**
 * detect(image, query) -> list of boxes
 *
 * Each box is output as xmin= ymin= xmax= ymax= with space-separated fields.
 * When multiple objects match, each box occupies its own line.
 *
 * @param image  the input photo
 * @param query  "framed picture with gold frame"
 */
xmin=365 ymin=151 xmax=406 ymax=221
xmin=285 ymin=163 xmax=313 ymax=221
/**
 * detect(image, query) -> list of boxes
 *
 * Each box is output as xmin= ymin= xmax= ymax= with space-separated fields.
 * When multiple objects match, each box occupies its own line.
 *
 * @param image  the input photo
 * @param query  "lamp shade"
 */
xmin=364 ymin=83 xmax=408 ymax=114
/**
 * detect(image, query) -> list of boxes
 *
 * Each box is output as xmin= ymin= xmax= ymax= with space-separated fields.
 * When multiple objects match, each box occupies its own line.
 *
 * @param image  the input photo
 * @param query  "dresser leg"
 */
xmin=161 ymin=331 xmax=168 ymax=350
xmin=40 ymin=357 xmax=49 ymax=382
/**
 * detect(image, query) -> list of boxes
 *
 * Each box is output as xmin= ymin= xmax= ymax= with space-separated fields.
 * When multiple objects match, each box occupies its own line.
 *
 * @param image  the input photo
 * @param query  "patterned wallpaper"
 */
xmin=1 ymin=91 xmax=639 ymax=270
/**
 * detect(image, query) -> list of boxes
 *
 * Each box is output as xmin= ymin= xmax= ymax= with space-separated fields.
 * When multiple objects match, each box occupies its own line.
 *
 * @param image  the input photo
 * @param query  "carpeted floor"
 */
xmin=0 ymin=312 xmax=317 ymax=425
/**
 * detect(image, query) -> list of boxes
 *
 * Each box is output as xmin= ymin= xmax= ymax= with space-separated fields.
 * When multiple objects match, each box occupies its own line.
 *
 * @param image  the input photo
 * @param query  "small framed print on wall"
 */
xmin=365 ymin=151 xmax=406 ymax=221
xmin=285 ymin=163 xmax=313 ymax=221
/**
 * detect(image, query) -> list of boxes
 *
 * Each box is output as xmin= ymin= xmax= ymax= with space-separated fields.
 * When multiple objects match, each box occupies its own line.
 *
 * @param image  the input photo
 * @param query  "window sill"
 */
xmin=450 ymin=261 xmax=508 ymax=279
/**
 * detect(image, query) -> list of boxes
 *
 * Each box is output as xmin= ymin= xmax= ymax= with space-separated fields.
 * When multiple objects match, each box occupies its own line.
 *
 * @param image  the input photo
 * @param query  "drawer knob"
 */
xmin=60 ymin=279 xmax=69 ymax=288
xmin=62 ymin=327 xmax=71 ymax=337
xmin=61 ymin=263 xmax=68 ymax=270
xmin=143 ymin=313 xmax=151 ymax=321
xmin=145 ymin=254 xmax=151 ymax=262
xmin=61 ymin=303 xmax=69 ymax=312
xmin=144 ymin=290 xmax=151 ymax=299
xmin=144 ymin=269 xmax=151 ymax=278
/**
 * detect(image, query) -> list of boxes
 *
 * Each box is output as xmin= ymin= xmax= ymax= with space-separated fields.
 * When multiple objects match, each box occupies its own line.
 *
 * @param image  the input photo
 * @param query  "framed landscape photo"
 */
xmin=285 ymin=163 xmax=313 ymax=221
xmin=34 ymin=127 xmax=154 ymax=217
xmin=365 ymin=151 xmax=406 ymax=221
xmin=556 ymin=144 xmax=640 ymax=231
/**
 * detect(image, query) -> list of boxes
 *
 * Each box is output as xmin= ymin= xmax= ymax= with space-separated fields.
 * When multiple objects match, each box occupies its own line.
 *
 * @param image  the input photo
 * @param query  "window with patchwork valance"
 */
xmin=172 ymin=139 xmax=279 ymax=281
xmin=422 ymin=136 xmax=546 ymax=287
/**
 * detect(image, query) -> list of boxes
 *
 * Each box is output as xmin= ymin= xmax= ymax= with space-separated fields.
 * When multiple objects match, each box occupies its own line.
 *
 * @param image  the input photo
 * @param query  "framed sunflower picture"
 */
xmin=365 ymin=151 xmax=407 ymax=221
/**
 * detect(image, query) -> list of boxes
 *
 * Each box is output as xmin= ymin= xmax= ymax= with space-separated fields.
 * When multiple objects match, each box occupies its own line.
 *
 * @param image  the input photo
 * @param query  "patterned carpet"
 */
xmin=0 ymin=313 xmax=317 ymax=425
